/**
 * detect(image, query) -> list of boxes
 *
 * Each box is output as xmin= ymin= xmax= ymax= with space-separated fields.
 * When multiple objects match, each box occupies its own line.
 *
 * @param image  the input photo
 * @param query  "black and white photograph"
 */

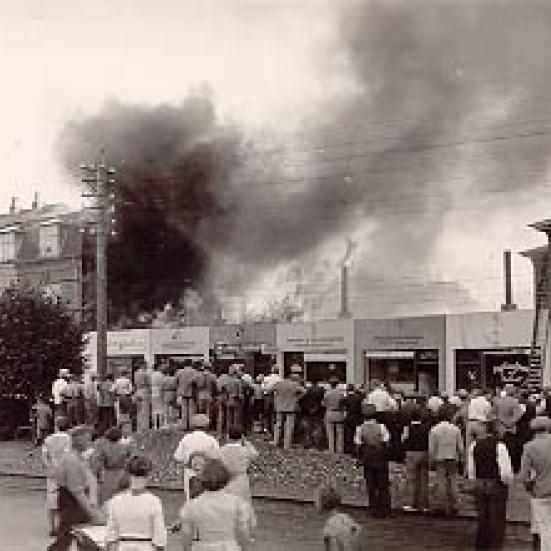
xmin=2 ymin=0 xmax=551 ymax=549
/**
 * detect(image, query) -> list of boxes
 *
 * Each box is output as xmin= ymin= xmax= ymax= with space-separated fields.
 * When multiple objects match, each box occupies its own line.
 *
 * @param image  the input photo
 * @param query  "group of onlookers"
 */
xmin=35 ymin=361 xmax=551 ymax=550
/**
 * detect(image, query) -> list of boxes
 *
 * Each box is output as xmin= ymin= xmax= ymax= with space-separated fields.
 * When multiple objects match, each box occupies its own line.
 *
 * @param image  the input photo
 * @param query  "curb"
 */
xmin=0 ymin=470 xmax=531 ymax=527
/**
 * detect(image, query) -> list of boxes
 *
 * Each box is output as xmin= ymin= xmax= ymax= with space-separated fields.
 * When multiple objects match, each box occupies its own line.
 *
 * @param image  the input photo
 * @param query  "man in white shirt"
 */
xmin=174 ymin=414 xmax=221 ymax=501
xmin=427 ymin=391 xmax=444 ymax=415
xmin=111 ymin=370 xmax=133 ymax=426
xmin=467 ymin=419 xmax=513 ymax=549
xmin=466 ymin=388 xmax=491 ymax=454
xmin=51 ymin=370 xmax=69 ymax=416
xmin=366 ymin=382 xmax=397 ymax=413
xmin=262 ymin=366 xmax=282 ymax=438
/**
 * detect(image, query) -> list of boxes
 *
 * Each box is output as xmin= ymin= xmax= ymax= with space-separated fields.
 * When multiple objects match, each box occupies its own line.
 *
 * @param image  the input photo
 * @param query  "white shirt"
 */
xmin=52 ymin=378 xmax=68 ymax=405
xmin=427 ymin=396 xmax=444 ymax=413
xmin=262 ymin=373 xmax=281 ymax=392
xmin=105 ymin=490 xmax=167 ymax=548
xmin=111 ymin=376 xmax=133 ymax=396
xmin=367 ymin=388 xmax=397 ymax=412
xmin=467 ymin=440 xmax=513 ymax=484
xmin=354 ymin=421 xmax=390 ymax=446
xmin=467 ymin=396 xmax=491 ymax=422
xmin=174 ymin=430 xmax=221 ymax=465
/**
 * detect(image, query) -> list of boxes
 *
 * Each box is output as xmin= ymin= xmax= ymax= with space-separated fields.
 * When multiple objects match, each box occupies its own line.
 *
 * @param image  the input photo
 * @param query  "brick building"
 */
xmin=0 ymin=197 xmax=95 ymax=322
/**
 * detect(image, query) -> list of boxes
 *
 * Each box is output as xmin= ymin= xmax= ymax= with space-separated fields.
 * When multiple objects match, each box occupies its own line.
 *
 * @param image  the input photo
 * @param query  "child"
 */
xmin=317 ymin=486 xmax=361 ymax=551
xmin=32 ymin=394 xmax=53 ymax=446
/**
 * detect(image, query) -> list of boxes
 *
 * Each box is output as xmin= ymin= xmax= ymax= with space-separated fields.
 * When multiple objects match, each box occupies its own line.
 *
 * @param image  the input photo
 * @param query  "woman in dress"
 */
xmin=219 ymin=428 xmax=258 ymax=503
xmin=179 ymin=459 xmax=255 ymax=551
xmin=105 ymin=454 xmax=167 ymax=551
xmin=94 ymin=426 xmax=133 ymax=506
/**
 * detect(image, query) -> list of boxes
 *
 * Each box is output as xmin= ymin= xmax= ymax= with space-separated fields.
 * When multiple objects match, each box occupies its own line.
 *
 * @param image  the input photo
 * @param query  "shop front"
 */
xmin=210 ymin=323 xmax=276 ymax=377
xmin=355 ymin=316 xmax=446 ymax=393
xmin=446 ymin=310 xmax=536 ymax=391
xmin=150 ymin=326 xmax=210 ymax=368
xmin=85 ymin=329 xmax=150 ymax=378
xmin=106 ymin=329 xmax=150 ymax=378
xmin=276 ymin=320 xmax=354 ymax=384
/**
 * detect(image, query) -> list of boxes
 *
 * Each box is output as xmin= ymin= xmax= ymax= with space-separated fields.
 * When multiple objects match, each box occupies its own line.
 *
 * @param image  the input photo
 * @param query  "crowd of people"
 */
xmin=35 ymin=359 xmax=551 ymax=550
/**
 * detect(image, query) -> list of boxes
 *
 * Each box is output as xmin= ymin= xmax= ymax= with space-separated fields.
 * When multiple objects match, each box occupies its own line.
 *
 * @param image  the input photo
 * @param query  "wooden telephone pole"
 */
xmin=81 ymin=154 xmax=116 ymax=379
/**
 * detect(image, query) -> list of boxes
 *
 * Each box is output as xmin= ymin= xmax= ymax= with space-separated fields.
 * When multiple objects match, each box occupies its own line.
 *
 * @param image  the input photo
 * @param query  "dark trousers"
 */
xmin=474 ymin=479 xmax=508 ymax=549
xmin=363 ymin=461 xmax=391 ymax=516
xmin=226 ymin=400 xmax=242 ymax=433
xmin=48 ymin=487 xmax=90 ymax=551
xmin=264 ymin=395 xmax=275 ymax=436
xmin=98 ymin=405 xmax=115 ymax=432
xmin=502 ymin=431 xmax=520 ymax=473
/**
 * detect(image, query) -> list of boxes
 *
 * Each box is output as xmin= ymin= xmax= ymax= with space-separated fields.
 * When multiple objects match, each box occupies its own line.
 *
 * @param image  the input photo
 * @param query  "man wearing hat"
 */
xmin=322 ymin=375 xmax=346 ymax=454
xmin=272 ymin=365 xmax=305 ymax=449
xmin=519 ymin=416 xmax=551 ymax=551
xmin=354 ymin=403 xmax=391 ymax=517
xmin=51 ymin=370 xmax=69 ymax=417
xmin=48 ymin=425 xmax=105 ymax=550
xmin=492 ymin=383 xmax=523 ymax=471
xmin=224 ymin=364 xmax=246 ymax=436
xmin=262 ymin=365 xmax=282 ymax=438
xmin=174 ymin=414 xmax=221 ymax=501
xmin=193 ymin=362 xmax=216 ymax=420
xmin=175 ymin=360 xmax=198 ymax=431
xmin=133 ymin=359 xmax=151 ymax=432
xmin=467 ymin=419 xmax=513 ymax=549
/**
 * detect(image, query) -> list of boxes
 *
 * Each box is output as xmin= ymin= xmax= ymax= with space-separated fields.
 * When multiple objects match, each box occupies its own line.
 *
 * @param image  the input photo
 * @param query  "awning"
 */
xmin=304 ymin=353 xmax=347 ymax=362
xmin=365 ymin=350 xmax=415 ymax=359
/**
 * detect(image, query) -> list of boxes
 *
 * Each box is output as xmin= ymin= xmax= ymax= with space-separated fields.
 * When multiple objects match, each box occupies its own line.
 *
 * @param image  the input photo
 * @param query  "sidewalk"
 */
xmin=0 ymin=432 xmax=531 ymax=524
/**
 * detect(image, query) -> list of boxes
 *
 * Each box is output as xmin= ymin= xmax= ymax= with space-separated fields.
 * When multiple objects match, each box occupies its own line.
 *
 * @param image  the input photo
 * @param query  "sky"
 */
xmin=1 ymin=0 xmax=550 ymax=318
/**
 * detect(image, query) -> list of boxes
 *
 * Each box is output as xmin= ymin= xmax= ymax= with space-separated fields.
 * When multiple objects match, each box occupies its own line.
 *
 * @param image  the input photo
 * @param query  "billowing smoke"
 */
xmin=326 ymin=0 xmax=551 ymax=272
xmin=59 ymin=1 xmax=551 ymax=322
xmin=60 ymin=93 xmax=243 ymax=322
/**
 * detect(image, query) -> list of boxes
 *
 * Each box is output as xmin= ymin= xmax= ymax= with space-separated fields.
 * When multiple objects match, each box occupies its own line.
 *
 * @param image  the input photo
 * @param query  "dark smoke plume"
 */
xmin=328 ymin=0 xmax=551 ymax=273
xmin=60 ymin=1 xmax=551 ymax=320
xmin=60 ymin=94 xmax=244 ymax=321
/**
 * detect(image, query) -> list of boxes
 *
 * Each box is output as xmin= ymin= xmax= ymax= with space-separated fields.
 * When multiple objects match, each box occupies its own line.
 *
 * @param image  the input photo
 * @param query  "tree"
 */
xmin=0 ymin=283 xmax=86 ymax=400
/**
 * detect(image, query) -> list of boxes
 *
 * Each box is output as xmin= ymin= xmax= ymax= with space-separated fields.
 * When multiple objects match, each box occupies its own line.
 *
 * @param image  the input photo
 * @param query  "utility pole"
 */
xmin=81 ymin=154 xmax=116 ymax=379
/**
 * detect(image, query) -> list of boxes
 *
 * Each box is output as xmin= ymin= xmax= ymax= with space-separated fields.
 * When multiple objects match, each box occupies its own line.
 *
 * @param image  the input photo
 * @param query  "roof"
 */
xmin=520 ymin=245 xmax=548 ymax=260
xmin=529 ymin=219 xmax=551 ymax=233
xmin=0 ymin=204 xmax=90 ymax=230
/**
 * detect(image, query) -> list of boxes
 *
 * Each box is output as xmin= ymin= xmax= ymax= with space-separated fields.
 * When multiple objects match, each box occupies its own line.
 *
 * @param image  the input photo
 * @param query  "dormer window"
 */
xmin=39 ymin=219 xmax=60 ymax=257
xmin=0 ymin=225 xmax=20 ymax=262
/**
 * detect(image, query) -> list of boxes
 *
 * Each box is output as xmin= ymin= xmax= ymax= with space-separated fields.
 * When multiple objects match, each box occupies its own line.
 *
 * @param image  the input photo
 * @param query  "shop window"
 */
xmin=39 ymin=223 xmax=60 ymax=257
xmin=0 ymin=231 xmax=16 ymax=262
xmin=305 ymin=362 xmax=346 ymax=384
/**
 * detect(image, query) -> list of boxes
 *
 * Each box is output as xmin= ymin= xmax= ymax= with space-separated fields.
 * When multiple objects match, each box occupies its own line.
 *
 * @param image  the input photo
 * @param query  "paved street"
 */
xmin=0 ymin=475 xmax=533 ymax=550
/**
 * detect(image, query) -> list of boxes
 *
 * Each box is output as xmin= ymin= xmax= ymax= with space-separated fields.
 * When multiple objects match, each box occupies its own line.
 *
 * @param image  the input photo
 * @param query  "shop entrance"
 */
xmin=283 ymin=352 xmax=346 ymax=385
xmin=364 ymin=350 xmax=439 ymax=394
xmin=455 ymin=348 xmax=531 ymax=390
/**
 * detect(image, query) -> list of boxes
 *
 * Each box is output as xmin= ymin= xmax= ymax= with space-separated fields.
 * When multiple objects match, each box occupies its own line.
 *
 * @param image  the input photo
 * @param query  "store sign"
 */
xmin=107 ymin=330 xmax=148 ymax=355
xmin=493 ymin=361 xmax=529 ymax=386
xmin=151 ymin=327 xmax=209 ymax=355
xmin=372 ymin=335 xmax=425 ymax=347
xmin=365 ymin=350 xmax=415 ymax=359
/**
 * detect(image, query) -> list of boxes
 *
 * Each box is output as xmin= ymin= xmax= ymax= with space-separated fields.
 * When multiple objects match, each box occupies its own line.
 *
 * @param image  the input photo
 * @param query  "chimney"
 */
xmin=31 ymin=192 xmax=39 ymax=210
xmin=9 ymin=197 xmax=17 ymax=215
xmin=339 ymin=264 xmax=352 ymax=319
xmin=501 ymin=250 xmax=517 ymax=311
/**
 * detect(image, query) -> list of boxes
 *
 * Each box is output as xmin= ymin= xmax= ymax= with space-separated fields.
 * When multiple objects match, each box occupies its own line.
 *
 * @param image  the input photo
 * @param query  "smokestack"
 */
xmin=501 ymin=250 xmax=517 ymax=311
xmin=31 ymin=192 xmax=39 ymax=210
xmin=9 ymin=197 xmax=17 ymax=215
xmin=339 ymin=264 xmax=351 ymax=319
